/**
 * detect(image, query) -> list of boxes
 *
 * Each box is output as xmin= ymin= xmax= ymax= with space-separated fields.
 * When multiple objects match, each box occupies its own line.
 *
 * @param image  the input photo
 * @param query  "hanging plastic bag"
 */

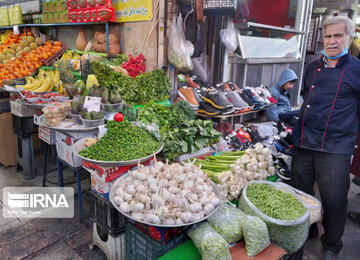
xmin=220 ymin=21 xmax=238 ymax=53
xmin=168 ymin=14 xmax=194 ymax=71
xmin=239 ymin=180 xmax=310 ymax=254
xmin=188 ymin=222 xmax=231 ymax=260
xmin=207 ymin=203 xmax=246 ymax=244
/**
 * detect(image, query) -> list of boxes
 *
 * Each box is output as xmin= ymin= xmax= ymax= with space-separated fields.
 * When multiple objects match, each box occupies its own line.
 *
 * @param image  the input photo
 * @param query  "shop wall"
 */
xmin=55 ymin=0 xmax=176 ymax=70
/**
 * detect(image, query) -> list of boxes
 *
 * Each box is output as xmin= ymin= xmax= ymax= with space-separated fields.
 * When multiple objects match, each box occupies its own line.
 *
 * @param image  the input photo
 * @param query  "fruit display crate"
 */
xmin=125 ymin=223 xmax=189 ymax=260
xmin=12 ymin=114 xmax=37 ymax=138
xmin=41 ymin=43 xmax=68 ymax=66
xmin=88 ymin=190 xmax=126 ymax=236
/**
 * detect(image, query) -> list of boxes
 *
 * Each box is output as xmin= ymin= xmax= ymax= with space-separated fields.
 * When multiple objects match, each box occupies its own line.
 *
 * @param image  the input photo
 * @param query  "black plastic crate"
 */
xmin=125 ymin=224 xmax=189 ymax=260
xmin=12 ymin=115 xmax=37 ymax=138
xmin=88 ymin=190 xmax=126 ymax=236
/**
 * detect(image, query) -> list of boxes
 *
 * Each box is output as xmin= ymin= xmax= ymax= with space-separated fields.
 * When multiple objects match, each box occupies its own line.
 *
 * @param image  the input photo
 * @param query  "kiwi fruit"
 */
xmin=3 ymin=59 xmax=9 ymax=64
xmin=6 ymin=54 xmax=14 ymax=60
xmin=26 ymin=36 xmax=35 ymax=43
xmin=29 ymin=42 xmax=38 ymax=50
xmin=35 ymin=38 xmax=42 ymax=46
xmin=20 ymin=41 xmax=29 ymax=48
xmin=16 ymin=47 xmax=22 ymax=53
xmin=10 ymin=44 xmax=18 ymax=50
xmin=0 ymin=54 xmax=5 ymax=62
xmin=23 ymin=47 xmax=31 ymax=53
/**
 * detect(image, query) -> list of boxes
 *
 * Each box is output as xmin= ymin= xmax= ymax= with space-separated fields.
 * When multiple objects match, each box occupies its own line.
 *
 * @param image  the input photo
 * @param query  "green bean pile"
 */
xmin=79 ymin=120 xmax=160 ymax=161
xmin=246 ymin=183 xmax=306 ymax=220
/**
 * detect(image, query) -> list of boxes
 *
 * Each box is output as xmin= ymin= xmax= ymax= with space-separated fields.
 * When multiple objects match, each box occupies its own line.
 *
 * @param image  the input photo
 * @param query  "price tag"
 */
xmin=13 ymin=26 xmax=19 ymax=35
xmin=40 ymin=32 xmax=46 ymax=44
xmin=83 ymin=96 xmax=101 ymax=112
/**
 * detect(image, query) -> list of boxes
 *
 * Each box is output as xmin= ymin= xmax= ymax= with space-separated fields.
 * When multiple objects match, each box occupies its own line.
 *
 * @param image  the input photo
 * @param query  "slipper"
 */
xmin=348 ymin=212 xmax=360 ymax=224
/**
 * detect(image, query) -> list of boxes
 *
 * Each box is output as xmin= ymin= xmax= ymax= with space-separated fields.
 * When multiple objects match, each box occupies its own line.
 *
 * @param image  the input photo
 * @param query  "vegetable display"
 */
xmin=121 ymin=53 xmax=146 ymax=78
xmin=240 ymin=215 xmax=270 ymax=257
xmin=91 ymin=59 xmax=171 ymax=105
xmin=195 ymin=143 xmax=274 ymax=201
xmin=245 ymin=183 xmax=306 ymax=220
xmin=161 ymin=120 xmax=221 ymax=161
xmin=188 ymin=222 xmax=231 ymax=260
xmin=113 ymin=161 xmax=220 ymax=225
xmin=239 ymin=181 xmax=310 ymax=254
xmin=79 ymin=120 xmax=160 ymax=161
xmin=207 ymin=203 xmax=245 ymax=244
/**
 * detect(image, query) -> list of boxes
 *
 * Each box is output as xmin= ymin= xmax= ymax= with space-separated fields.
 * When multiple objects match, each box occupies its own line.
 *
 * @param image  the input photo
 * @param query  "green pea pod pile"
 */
xmin=239 ymin=181 xmax=310 ymax=254
xmin=79 ymin=120 xmax=160 ymax=161
xmin=208 ymin=203 xmax=246 ymax=244
xmin=240 ymin=215 xmax=270 ymax=257
xmin=189 ymin=222 xmax=231 ymax=260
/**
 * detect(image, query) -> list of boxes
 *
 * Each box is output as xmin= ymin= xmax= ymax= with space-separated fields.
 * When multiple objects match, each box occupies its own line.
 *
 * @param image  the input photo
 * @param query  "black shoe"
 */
xmin=352 ymin=176 xmax=360 ymax=186
xmin=308 ymin=223 xmax=319 ymax=239
xmin=220 ymin=107 xmax=235 ymax=115
xmin=348 ymin=212 xmax=360 ymax=225
xmin=197 ymin=101 xmax=221 ymax=116
xmin=203 ymin=91 xmax=233 ymax=109
xmin=239 ymin=91 xmax=254 ymax=106
xmin=322 ymin=250 xmax=338 ymax=260
xmin=273 ymin=156 xmax=290 ymax=180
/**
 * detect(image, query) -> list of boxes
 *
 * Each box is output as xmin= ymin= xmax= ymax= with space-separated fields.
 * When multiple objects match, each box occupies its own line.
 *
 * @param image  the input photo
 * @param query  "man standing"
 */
xmin=291 ymin=16 xmax=360 ymax=260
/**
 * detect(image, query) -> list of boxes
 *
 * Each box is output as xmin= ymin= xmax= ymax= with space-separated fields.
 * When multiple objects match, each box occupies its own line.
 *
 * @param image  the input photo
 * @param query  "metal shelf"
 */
xmin=0 ymin=22 xmax=111 ymax=52
xmin=228 ymin=54 xmax=303 ymax=64
xmin=247 ymin=22 xmax=305 ymax=34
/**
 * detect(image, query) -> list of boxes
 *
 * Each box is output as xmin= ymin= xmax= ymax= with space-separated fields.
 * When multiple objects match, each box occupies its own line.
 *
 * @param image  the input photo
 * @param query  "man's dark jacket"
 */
xmin=292 ymin=53 xmax=360 ymax=155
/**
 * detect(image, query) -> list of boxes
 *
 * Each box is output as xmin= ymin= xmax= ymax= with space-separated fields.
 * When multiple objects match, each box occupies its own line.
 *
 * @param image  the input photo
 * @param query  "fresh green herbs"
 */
xmin=79 ymin=120 xmax=160 ymax=161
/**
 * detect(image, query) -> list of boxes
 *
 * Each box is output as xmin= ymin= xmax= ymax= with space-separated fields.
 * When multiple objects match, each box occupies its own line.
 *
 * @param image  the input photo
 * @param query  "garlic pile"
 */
xmin=113 ymin=161 xmax=220 ymax=225
xmin=217 ymin=143 xmax=275 ymax=201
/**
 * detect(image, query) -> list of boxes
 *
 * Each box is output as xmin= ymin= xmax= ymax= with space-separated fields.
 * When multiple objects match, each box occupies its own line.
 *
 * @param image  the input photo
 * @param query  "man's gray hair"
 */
xmin=322 ymin=16 xmax=355 ymax=36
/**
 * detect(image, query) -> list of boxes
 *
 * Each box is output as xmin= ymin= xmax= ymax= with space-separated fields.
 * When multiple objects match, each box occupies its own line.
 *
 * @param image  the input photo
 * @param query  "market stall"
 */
xmin=0 ymin=0 xmax=331 ymax=259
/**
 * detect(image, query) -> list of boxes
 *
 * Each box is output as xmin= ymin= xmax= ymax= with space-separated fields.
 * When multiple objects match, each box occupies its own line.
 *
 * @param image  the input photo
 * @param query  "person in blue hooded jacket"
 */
xmin=266 ymin=69 xmax=299 ymax=124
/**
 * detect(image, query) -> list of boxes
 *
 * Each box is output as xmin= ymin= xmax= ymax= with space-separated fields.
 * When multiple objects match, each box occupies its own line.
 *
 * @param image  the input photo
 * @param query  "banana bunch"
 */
xmin=16 ymin=69 xmax=61 ymax=92
xmin=60 ymin=50 xmax=81 ymax=61
xmin=0 ymin=32 xmax=10 ymax=44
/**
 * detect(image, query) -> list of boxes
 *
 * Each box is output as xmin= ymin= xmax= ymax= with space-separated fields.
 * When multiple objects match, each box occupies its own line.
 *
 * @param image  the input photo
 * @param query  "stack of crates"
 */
xmin=88 ymin=190 xmax=127 ymax=259
xmin=125 ymin=223 xmax=189 ymax=260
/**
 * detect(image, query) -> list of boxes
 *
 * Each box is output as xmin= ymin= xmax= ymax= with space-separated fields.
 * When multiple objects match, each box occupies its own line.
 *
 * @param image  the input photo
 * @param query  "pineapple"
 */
xmin=56 ymin=60 xmax=74 ymax=98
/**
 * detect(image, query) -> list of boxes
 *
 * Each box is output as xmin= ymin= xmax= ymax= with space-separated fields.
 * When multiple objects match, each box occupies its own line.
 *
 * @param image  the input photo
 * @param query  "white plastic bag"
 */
xmin=239 ymin=181 xmax=310 ymax=254
xmin=220 ymin=21 xmax=238 ymax=53
xmin=168 ymin=14 xmax=194 ymax=71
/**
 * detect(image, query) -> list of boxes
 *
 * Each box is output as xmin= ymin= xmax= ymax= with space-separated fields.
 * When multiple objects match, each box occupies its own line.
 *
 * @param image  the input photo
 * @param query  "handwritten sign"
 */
xmin=112 ymin=0 xmax=152 ymax=22
xmin=83 ymin=97 xmax=101 ymax=112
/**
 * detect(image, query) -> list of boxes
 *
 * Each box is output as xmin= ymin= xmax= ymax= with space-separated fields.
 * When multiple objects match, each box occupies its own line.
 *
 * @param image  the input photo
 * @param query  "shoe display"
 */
xmin=197 ymin=101 xmax=222 ymax=116
xmin=220 ymin=107 xmax=235 ymax=115
xmin=178 ymin=86 xmax=199 ymax=108
xmin=203 ymin=91 xmax=233 ymax=109
xmin=185 ymin=75 xmax=200 ymax=88
xmin=226 ymin=91 xmax=249 ymax=110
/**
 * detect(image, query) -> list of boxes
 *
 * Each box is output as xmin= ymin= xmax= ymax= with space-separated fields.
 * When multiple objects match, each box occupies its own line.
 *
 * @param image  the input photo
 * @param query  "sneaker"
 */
xmin=192 ymin=76 xmax=209 ymax=88
xmin=178 ymin=86 xmax=199 ymax=108
xmin=193 ymin=88 xmax=204 ymax=103
xmin=268 ymin=97 xmax=278 ymax=104
xmin=185 ymin=75 xmax=200 ymax=88
xmin=239 ymin=91 xmax=254 ymax=106
xmin=226 ymin=91 xmax=249 ymax=110
xmin=221 ymin=107 xmax=235 ymax=115
xmin=272 ymin=155 xmax=291 ymax=181
xmin=197 ymin=101 xmax=221 ymax=116
xmin=203 ymin=91 xmax=233 ymax=109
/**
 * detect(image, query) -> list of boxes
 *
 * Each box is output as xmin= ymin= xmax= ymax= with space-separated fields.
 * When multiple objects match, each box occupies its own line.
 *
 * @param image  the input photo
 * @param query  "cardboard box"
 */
xmin=55 ymin=130 xmax=97 ymax=167
xmin=57 ymin=0 xmax=68 ymax=12
xmin=10 ymin=100 xmax=35 ymax=117
xmin=0 ymin=112 xmax=17 ymax=166
xmin=89 ymin=170 xmax=114 ymax=200
xmin=38 ymin=126 xmax=56 ymax=145
xmin=127 ymin=219 xmax=189 ymax=245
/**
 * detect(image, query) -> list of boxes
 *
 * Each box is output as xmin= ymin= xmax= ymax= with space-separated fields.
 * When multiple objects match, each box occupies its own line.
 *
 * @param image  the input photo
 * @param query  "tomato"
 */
xmin=114 ymin=113 xmax=124 ymax=122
